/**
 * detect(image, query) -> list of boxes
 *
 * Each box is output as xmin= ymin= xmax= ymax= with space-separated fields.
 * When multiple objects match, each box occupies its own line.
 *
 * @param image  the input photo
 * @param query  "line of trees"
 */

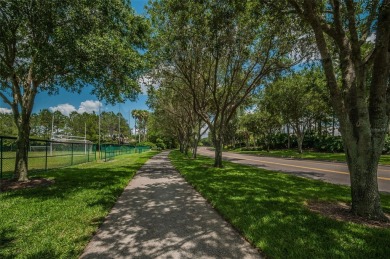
xmin=235 ymin=68 xmax=333 ymax=153
xmin=147 ymin=0 xmax=307 ymax=166
xmin=147 ymin=0 xmax=390 ymax=221
xmin=1 ymin=0 xmax=389 ymax=222
xmin=0 ymin=109 xmax=133 ymax=143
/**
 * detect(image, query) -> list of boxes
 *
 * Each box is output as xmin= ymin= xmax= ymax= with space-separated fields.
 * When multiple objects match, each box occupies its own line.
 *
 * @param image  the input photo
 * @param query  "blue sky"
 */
xmin=0 ymin=0 xmax=150 ymax=128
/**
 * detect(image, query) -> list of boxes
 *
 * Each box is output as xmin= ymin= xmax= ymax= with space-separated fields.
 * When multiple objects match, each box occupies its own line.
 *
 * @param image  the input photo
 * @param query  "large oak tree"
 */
xmin=279 ymin=0 xmax=390 ymax=220
xmin=0 ymin=0 xmax=149 ymax=181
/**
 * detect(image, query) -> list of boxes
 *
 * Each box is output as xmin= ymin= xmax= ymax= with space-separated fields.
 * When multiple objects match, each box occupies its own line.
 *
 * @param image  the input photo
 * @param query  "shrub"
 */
xmin=137 ymin=141 xmax=157 ymax=149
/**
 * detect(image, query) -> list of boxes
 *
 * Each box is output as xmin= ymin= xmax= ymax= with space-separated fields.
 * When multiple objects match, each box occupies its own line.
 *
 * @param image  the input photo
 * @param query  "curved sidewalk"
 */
xmin=81 ymin=151 xmax=262 ymax=259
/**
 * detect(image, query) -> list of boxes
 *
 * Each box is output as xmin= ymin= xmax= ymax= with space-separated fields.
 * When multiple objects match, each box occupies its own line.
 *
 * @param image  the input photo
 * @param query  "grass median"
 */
xmin=170 ymin=150 xmax=390 ymax=258
xmin=235 ymin=149 xmax=390 ymax=165
xmin=0 ymin=151 xmax=159 ymax=259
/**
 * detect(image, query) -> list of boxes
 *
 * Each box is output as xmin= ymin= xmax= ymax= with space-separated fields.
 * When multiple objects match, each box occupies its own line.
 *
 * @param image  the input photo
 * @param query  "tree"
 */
xmin=282 ymin=0 xmax=390 ymax=220
xmin=147 ymin=78 xmax=198 ymax=155
xmin=33 ymin=109 xmax=53 ymax=138
xmin=264 ymin=69 xmax=328 ymax=153
xmin=132 ymin=109 xmax=150 ymax=143
xmin=149 ymin=0 xmax=304 ymax=167
xmin=240 ymin=109 xmax=282 ymax=152
xmin=0 ymin=0 xmax=149 ymax=181
xmin=0 ymin=112 xmax=17 ymax=136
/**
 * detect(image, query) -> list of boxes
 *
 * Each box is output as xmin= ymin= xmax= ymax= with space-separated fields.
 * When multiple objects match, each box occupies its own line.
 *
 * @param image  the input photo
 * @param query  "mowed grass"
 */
xmin=0 ymin=151 xmax=159 ymax=259
xmin=1 ymin=151 xmax=97 ymax=179
xmin=170 ymin=151 xmax=390 ymax=258
xmin=235 ymin=149 xmax=390 ymax=165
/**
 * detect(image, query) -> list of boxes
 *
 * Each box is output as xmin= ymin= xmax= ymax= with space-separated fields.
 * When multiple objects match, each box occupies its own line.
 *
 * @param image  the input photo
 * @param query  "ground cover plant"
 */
xmin=235 ymin=149 xmax=390 ymax=165
xmin=0 ymin=151 xmax=158 ymax=258
xmin=169 ymin=151 xmax=390 ymax=258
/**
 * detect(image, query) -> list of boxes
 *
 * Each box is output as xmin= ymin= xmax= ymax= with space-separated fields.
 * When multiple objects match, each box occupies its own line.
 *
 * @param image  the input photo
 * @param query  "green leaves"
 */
xmin=0 ymin=0 xmax=150 ymax=105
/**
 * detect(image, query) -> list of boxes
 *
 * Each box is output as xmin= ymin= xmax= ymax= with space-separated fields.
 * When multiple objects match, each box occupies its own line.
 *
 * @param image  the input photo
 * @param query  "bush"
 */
xmin=155 ymin=138 xmax=166 ymax=150
xmin=382 ymin=136 xmax=390 ymax=154
xmin=137 ymin=141 xmax=157 ymax=149
xmin=240 ymin=147 xmax=264 ymax=151
xmin=257 ymin=132 xmax=344 ymax=153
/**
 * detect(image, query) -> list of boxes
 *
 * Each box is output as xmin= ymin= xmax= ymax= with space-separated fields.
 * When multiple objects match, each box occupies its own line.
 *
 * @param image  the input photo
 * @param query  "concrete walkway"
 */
xmin=81 ymin=151 xmax=262 ymax=259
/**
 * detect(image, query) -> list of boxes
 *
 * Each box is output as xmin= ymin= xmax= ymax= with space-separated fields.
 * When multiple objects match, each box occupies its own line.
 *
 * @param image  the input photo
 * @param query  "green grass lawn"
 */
xmin=235 ymin=149 xmax=390 ymax=165
xmin=170 ymin=151 xmax=390 ymax=258
xmin=1 ymin=151 xmax=97 ymax=179
xmin=0 ymin=151 xmax=158 ymax=259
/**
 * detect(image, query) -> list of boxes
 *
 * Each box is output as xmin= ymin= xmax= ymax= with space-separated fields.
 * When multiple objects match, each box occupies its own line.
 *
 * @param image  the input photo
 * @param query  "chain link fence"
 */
xmin=0 ymin=136 xmax=152 ymax=180
xmin=0 ymin=136 xmax=96 ymax=180
xmin=100 ymin=144 xmax=151 ymax=161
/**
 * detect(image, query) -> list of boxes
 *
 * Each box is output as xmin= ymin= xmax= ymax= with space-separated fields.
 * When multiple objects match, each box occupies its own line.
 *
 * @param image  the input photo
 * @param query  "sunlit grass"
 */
xmin=1 ymin=151 xmax=97 ymax=179
xmin=170 ymin=151 xmax=390 ymax=258
xmin=235 ymin=149 xmax=390 ymax=165
xmin=0 ymin=151 xmax=159 ymax=259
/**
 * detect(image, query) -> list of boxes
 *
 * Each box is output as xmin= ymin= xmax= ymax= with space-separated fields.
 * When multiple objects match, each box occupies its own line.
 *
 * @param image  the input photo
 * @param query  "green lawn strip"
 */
xmin=1 ymin=151 xmax=98 ymax=178
xmin=0 ymin=151 xmax=159 ymax=259
xmin=235 ymin=149 xmax=390 ymax=165
xmin=169 ymin=151 xmax=390 ymax=258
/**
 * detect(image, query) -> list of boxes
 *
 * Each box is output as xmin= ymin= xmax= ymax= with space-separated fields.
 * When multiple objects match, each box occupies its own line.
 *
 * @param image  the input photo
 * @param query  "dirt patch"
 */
xmin=0 ymin=178 xmax=55 ymax=192
xmin=306 ymin=200 xmax=390 ymax=228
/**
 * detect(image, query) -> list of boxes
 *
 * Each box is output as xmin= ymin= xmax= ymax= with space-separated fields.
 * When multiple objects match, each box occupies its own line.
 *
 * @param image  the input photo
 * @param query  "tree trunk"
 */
xmin=289 ymin=0 xmax=390 ymax=221
xmin=192 ymin=129 xmax=201 ymax=159
xmin=287 ymin=124 xmax=291 ymax=149
xmin=184 ymin=144 xmax=189 ymax=156
xmin=332 ymin=113 xmax=335 ymax=136
xmin=318 ymin=120 xmax=322 ymax=136
xmin=344 ymin=139 xmax=387 ymax=220
xmin=213 ymin=136 xmax=223 ymax=168
xmin=297 ymin=135 xmax=303 ymax=154
xmin=14 ymin=118 xmax=30 ymax=181
xmin=192 ymin=140 xmax=198 ymax=159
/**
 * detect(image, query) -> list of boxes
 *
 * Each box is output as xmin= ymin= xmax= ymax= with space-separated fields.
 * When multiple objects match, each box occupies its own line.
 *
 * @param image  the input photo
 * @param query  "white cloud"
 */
xmin=49 ymin=100 xmax=102 ymax=116
xmin=367 ymin=33 xmax=376 ymax=43
xmin=0 ymin=107 xmax=12 ymax=114
xmin=77 ymin=100 xmax=102 ymax=114
xmin=138 ymin=74 xmax=161 ymax=94
xmin=49 ymin=103 xmax=77 ymax=116
xmin=138 ymin=76 xmax=151 ymax=94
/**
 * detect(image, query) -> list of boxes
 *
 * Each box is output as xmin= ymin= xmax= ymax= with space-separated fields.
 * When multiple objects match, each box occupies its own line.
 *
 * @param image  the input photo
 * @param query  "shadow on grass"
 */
xmin=2 ymin=153 xmax=154 ymax=206
xmin=0 ymin=227 xmax=16 ymax=258
xmin=0 ymin=151 xmax=159 ymax=259
xmin=170 ymin=151 xmax=390 ymax=258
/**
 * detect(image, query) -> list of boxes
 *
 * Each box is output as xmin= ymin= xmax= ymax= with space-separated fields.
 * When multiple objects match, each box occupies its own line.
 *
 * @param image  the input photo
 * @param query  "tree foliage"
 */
xmin=263 ymin=69 xmax=328 ymax=153
xmin=0 ymin=0 xmax=149 ymax=180
xmin=278 ymin=0 xmax=390 ymax=220
xmin=148 ymin=0 xmax=306 ymax=166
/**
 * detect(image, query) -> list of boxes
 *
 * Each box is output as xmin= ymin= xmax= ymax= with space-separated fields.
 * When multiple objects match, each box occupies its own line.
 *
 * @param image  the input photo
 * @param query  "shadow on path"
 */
xmin=81 ymin=151 xmax=261 ymax=259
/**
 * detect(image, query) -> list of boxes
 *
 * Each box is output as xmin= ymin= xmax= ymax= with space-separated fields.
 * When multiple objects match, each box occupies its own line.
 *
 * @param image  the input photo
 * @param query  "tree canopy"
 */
xmin=0 ymin=0 xmax=149 ymax=180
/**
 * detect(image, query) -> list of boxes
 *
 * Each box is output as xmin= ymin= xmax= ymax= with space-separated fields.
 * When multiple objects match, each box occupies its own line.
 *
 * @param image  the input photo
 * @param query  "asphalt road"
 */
xmin=197 ymin=147 xmax=390 ymax=193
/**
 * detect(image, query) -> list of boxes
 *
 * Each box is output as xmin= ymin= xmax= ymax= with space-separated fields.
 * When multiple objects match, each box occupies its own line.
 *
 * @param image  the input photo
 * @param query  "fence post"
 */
xmin=45 ymin=140 xmax=48 ymax=171
xmin=104 ymin=145 xmax=107 ymax=162
xmin=87 ymin=143 xmax=90 ymax=162
xmin=71 ymin=143 xmax=74 ymax=165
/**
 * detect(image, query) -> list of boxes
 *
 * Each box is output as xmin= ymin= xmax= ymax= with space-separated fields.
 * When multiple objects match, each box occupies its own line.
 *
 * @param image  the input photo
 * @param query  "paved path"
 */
xmin=197 ymin=147 xmax=390 ymax=193
xmin=81 ymin=151 xmax=262 ymax=259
